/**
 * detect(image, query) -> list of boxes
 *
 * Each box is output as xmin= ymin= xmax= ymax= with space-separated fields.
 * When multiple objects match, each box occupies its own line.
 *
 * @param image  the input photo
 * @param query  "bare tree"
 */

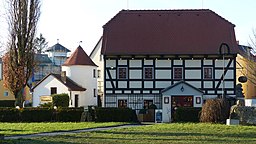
xmin=34 ymin=33 xmax=48 ymax=54
xmin=3 ymin=0 xmax=41 ymax=107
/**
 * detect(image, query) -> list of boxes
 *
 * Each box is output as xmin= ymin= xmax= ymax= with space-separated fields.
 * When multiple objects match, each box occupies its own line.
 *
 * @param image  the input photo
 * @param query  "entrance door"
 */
xmin=171 ymin=96 xmax=193 ymax=120
xmin=75 ymin=94 xmax=79 ymax=107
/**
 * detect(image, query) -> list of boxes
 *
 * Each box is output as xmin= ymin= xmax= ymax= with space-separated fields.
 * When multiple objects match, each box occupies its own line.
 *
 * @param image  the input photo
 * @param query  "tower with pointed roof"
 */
xmin=62 ymin=45 xmax=98 ymax=107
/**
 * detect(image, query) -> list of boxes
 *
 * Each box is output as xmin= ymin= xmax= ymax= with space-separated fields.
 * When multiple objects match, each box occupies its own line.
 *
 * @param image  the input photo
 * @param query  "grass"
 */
xmin=3 ymin=123 xmax=256 ymax=144
xmin=0 ymin=122 xmax=126 ymax=136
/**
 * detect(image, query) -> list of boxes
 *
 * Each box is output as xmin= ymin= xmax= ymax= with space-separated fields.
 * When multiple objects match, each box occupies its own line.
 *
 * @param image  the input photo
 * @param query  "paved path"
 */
xmin=4 ymin=124 xmax=141 ymax=140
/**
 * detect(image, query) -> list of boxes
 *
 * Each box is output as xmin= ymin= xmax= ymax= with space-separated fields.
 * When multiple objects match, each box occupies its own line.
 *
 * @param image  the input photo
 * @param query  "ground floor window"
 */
xmin=118 ymin=99 xmax=127 ymax=108
xmin=144 ymin=100 xmax=153 ymax=109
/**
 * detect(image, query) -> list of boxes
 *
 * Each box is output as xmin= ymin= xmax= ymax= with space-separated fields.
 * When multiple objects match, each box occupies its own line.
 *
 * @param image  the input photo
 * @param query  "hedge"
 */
xmin=56 ymin=107 xmax=84 ymax=122
xmin=95 ymin=107 xmax=138 ymax=122
xmin=52 ymin=93 xmax=69 ymax=107
xmin=0 ymin=100 xmax=15 ymax=107
xmin=173 ymin=107 xmax=202 ymax=122
xmin=0 ymin=108 xmax=19 ymax=122
xmin=0 ymin=107 xmax=84 ymax=122
xmin=20 ymin=108 xmax=53 ymax=122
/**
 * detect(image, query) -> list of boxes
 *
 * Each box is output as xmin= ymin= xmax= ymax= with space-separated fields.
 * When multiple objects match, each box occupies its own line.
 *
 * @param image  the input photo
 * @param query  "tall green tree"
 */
xmin=34 ymin=33 xmax=48 ymax=53
xmin=3 ymin=0 xmax=41 ymax=107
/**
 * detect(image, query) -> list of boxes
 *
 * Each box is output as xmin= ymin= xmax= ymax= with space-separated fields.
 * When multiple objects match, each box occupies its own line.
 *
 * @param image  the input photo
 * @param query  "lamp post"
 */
xmin=219 ymin=43 xmax=230 ymax=99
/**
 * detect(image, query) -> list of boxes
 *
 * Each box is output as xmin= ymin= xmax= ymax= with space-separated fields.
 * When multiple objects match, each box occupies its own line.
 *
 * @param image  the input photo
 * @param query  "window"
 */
xmin=118 ymin=99 xmax=127 ymax=108
xmin=204 ymin=67 xmax=213 ymax=79
xmin=4 ymin=91 xmax=8 ymax=97
xmin=50 ymin=87 xmax=57 ymax=95
xmin=144 ymin=100 xmax=153 ymax=109
xmin=144 ymin=67 xmax=153 ymax=79
xmin=174 ymin=67 xmax=183 ymax=79
xmin=118 ymin=67 xmax=127 ymax=79
xmin=93 ymin=88 xmax=97 ymax=97
xmin=93 ymin=69 xmax=96 ymax=78
xmin=97 ymin=70 xmax=101 ymax=78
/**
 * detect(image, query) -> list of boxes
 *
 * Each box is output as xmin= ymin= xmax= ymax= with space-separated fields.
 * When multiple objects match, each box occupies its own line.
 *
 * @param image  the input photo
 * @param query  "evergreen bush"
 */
xmin=173 ymin=107 xmax=202 ymax=122
xmin=52 ymin=93 xmax=69 ymax=107
xmin=95 ymin=107 xmax=138 ymax=122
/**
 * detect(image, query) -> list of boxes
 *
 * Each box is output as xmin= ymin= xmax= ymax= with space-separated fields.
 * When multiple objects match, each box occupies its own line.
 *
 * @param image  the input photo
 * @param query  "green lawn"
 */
xmin=4 ymin=123 xmax=256 ymax=144
xmin=0 ymin=122 xmax=126 ymax=136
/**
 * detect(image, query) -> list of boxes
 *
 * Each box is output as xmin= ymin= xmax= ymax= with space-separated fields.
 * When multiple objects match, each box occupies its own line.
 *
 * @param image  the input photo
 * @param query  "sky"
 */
xmin=1 ymin=0 xmax=256 ymax=55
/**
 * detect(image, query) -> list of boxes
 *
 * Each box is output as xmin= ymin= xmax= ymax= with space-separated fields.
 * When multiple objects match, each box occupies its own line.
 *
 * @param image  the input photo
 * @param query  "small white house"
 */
xmin=32 ymin=45 xmax=98 ymax=107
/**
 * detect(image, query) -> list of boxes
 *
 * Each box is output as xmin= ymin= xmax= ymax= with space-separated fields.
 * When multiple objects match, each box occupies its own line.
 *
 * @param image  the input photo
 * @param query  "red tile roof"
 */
xmin=102 ymin=9 xmax=239 ymax=55
xmin=32 ymin=73 xmax=86 ymax=91
xmin=63 ymin=45 xmax=97 ymax=66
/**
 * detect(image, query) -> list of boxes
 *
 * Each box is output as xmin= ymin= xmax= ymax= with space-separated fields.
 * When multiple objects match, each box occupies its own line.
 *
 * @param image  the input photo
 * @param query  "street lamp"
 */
xmin=219 ymin=43 xmax=230 ymax=99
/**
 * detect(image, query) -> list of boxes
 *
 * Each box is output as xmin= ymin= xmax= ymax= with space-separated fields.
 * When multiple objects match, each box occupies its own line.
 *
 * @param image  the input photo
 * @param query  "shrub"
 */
xmin=0 ymin=108 xmax=19 ymax=122
xmin=39 ymin=102 xmax=53 ymax=108
xmin=0 ymin=100 xmax=15 ymax=107
xmin=20 ymin=108 xmax=53 ymax=122
xmin=200 ymin=98 xmax=230 ymax=123
xmin=56 ymin=107 xmax=84 ymax=122
xmin=173 ymin=107 xmax=202 ymax=122
xmin=52 ymin=93 xmax=69 ymax=107
xmin=95 ymin=107 xmax=138 ymax=122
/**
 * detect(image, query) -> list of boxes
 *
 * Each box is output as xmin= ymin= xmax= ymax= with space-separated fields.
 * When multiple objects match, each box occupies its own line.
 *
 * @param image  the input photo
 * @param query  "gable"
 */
xmin=33 ymin=75 xmax=68 ymax=92
xmin=102 ymin=9 xmax=239 ymax=55
xmin=162 ymin=81 xmax=204 ymax=96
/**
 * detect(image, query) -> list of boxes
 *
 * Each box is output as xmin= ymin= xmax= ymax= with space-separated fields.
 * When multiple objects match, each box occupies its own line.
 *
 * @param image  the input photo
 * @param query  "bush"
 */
xmin=173 ymin=107 xmax=202 ymax=122
xmin=0 ymin=108 xmax=19 ymax=122
xmin=95 ymin=107 xmax=138 ymax=122
xmin=52 ymin=93 xmax=69 ymax=107
xmin=0 ymin=100 xmax=15 ymax=107
xmin=56 ymin=107 xmax=84 ymax=122
xmin=20 ymin=108 xmax=53 ymax=122
xmin=200 ymin=98 xmax=230 ymax=123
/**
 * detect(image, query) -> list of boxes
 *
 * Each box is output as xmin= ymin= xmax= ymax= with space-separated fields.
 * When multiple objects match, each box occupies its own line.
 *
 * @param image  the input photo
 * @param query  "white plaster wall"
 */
xmin=155 ymin=70 xmax=171 ymax=79
xmin=156 ymin=60 xmax=171 ymax=67
xmin=144 ymin=60 xmax=153 ymax=65
xmin=174 ymin=60 xmax=182 ymax=65
xmin=155 ymin=81 xmax=172 ymax=88
xmin=62 ymin=65 xmax=97 ymax=107
xmin=130 ymin=81 xmax=142 ymax=88
xmin=204 ymin=81 xmax=213 ymax=88
xmin=118 ymin=60 xmax=127 ymax=65
xmin=185 ymin=70 xmax=201 ymax=79
xmin=107 ymin=69 xmax=116 ymax=79
xmin=129 ymin=70 xmax=142 ymax=79
xmin=70 ymin=91 xmax=81 ymax=107
xmin=215 ymin=70 xmax=234 ymax=79
xmin=130 ymin=60 xmax=142 ymax=67
xmin=185 ymin=60 xmax=201 ymax=67
xmin=106 ymin=60 xmax=116 ymax=68
xmin=144 ymin=81 xmax=153 ymax=88
xmin=32 ymin=75 xmax=69 ymax=107
xmin=204 ymin=60 xmax=212 ymax=65
xmin=118 ymin=81 xmax=127 ymax=88
xmin=215 ymin=60 xmax=233 ymax=67
xmin=214 ymin=81 xmax=234 ymax=89
xmin=186 ymin=81 xmax=201 ymax=88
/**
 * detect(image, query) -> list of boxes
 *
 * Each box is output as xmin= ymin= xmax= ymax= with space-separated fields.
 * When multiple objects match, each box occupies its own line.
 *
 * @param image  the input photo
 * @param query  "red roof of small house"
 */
xmin=32 ymin=73 xmax=86 ymax=91
xmin=102 ymin=9 xmax=239 ymax=55
xmin=63 ymin=45 xmax=97 ymax=66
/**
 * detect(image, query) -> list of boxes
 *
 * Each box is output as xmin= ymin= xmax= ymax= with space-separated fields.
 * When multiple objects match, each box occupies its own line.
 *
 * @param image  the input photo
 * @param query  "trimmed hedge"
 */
xmin=174 ymin=107 xmax=202 ymax=122
xmin=95 ymin=107 xmax=138 ymax=122
xmin=56 ymin=107 xmax=84 ymax=122
xmin=52 ymin=93 xmax=69 ymax=107
xmin=0 ymin=100 xmax=15 ymax=107
xmin=0 ymin=108 xmax=19 ymax=122
xmin=0 ymin=107 xmax=84 ymax=122
xmin=20 ymin=108 xmax=53 ymax=122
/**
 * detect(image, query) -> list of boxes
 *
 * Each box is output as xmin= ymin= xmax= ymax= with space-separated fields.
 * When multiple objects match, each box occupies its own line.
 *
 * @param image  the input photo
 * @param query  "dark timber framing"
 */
xmin=104 ymin=54 xmax=237 ymax=110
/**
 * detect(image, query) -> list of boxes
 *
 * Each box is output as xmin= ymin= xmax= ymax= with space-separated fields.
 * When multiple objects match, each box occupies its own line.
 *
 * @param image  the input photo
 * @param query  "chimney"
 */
xmin=61 ymin=71 xmax=66 ymax=83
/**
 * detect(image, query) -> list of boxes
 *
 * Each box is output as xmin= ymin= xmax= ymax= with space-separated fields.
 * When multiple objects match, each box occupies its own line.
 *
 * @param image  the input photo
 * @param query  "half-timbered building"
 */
xmin=101 ymin=9 xmax=240 ymax=122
